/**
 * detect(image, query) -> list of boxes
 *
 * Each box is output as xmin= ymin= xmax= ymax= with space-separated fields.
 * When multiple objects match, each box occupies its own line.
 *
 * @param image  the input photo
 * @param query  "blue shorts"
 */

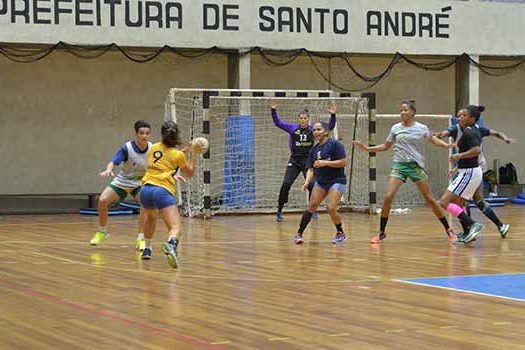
xmin=139 ymin=185 xmax=177 ymax=210
xmin=314 ymin=181 xmax=346 ymax=193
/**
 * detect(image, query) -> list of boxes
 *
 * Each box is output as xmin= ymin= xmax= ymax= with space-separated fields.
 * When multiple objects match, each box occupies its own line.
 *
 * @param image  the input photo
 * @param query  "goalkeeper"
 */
xmin=271 ymin=100 xmax=336 ymax=222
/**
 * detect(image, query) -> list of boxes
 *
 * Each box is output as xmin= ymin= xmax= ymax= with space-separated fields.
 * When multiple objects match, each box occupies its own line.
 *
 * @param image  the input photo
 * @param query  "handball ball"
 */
xmin=192 ymin=137 xmax=209 ymax=154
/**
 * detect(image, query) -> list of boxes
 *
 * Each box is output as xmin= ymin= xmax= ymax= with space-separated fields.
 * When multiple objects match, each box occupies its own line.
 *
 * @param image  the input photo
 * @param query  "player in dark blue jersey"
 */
xmin=293 ymin=122 xmax=348 ymax=245
xmin=436 ymin=110 xmax=516 ymax=238
xmin=271 ymin=101 xmax=337 ymax=222
xmin=439 ymin=105 xmax=486 ymax=244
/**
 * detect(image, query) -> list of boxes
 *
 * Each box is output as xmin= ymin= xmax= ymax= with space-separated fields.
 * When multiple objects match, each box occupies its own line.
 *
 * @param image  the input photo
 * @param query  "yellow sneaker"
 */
xmin=136 ymin=237 xmax=146 ymax=251
xmin=90 ymin=231 xmax=108 ymax=245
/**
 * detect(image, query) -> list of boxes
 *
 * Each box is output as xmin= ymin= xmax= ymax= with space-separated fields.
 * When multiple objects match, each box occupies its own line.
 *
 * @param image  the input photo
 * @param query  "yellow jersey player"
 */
xmin=139 ymin=120 xmax=197 ymax=268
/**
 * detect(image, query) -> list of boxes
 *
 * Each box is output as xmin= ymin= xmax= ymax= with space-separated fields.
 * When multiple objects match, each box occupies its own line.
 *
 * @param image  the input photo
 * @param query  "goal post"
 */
xmin=165 ymin=88 xmax=377 ymax=217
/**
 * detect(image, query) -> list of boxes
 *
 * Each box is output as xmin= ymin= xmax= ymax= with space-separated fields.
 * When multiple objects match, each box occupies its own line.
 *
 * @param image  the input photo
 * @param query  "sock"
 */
xmin=137 ymin=233 xmax=145 ymax=240
xmin=438 ymin=217 xmax=450 ymax=230
xmin=298 ymin=211 xmax=313 ymax=234
xmin=145 ymin=239 xmax=152 ymax=249
xmin=277 ymin=204 xmax=284 ymax=213
xmin=460 ymin=220 xmax=470 ymax=234
xmin=476 ymin=200 xmax=503 ymax=228
xmin=335 ymin=223 xmax=343 ymax=232
xmin=98 ymin=226 xmax=107 ymax=233
xmin=379 ymin=217 xmax=389 ymax=233
xmin=465 ymin=204 xmax=471 ymax=217
xmin=168 ymin=236 xmax=179 ymax=246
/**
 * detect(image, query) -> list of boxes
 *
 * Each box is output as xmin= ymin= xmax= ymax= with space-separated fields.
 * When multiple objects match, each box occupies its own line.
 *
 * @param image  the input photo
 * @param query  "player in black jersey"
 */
xmin=439 ymin=105 xmax=486 ymax=244
xmin=294 ymin=122 xmax=348 ymax=245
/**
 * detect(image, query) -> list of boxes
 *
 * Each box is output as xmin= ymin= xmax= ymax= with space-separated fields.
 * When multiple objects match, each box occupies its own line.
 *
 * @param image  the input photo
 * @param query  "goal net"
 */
xmin=165 ymin=89 xmax=372 ymax=217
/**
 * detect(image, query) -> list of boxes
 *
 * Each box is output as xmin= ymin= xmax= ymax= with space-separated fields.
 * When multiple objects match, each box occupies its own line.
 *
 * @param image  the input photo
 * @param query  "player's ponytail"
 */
xmin=466 ymin=105 xmax=485 ymax=121
xmin=161 ymin=121 xmax=181 ymax=147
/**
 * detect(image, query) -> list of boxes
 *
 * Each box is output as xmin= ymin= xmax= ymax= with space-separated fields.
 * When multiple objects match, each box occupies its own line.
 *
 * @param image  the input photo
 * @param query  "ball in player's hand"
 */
xmin=192 ymin=137 xmax=209 ymax=154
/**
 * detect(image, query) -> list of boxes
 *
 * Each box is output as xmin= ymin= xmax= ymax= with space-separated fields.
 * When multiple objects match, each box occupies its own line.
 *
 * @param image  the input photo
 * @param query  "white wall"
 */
xmin=480 ymin=59 xmax=525 ymax=182
xmin=0 ymin=52 xmax=227 ymax=194
xmin=2 ymin=52 xmax=523 ymax=196
xmin=252 ymin=54 xmax=455 ymax=114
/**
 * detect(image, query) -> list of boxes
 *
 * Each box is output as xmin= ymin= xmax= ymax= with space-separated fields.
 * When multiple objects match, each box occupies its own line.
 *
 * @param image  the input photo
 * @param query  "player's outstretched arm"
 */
xmin=352 ymin=140 xmax=393 ymax=152
xmin=429 ymin=135 xmax=456 ymax=149
xmin=489 ymin=129 xmax=517 ymax=144
xmin=99 ymin=162 xmax=115 ymax=177
xmin=327 ymin=104 xmax=337 ymax=130
xmin=181 ymin=148 xmax=197 ymax=179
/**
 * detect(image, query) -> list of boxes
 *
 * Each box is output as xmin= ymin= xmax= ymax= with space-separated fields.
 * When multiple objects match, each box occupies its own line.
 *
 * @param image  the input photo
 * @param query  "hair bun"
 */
xmin=477 ymin=105 xmax=485 ymax=113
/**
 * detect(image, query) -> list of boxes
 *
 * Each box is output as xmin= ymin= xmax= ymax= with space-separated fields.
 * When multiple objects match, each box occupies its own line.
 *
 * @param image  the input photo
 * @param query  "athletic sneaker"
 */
xmin=332 ymin=231 xmax=346 ymax=244
xmin=294 ymin=234 xmax=304 ymax=245
xmin=312 ymin=211 xmax=319 ymax=220
xmin=499 ymin=224 xmax=510 ymax=238
xmin=276 ymin=212 xmax=283 ymax=222
xmin=370 ymin=231 xmax=386 ymax=244
xmin=162 ymin=238 xmax=180 ymax=268
xmin=446 ymin=228 xmax=458 ymax=243
xmin=141 ymin=247 xmax=152 ymax=260
xmin=90 ymin=231 xmax=108 ymax=246
xmin=455 ymin=232 xmax=479 ymax=244
xmin=462 ymin=222 xmax=485 ymax=243
xmin=136 ymin=237 xmax=146 ymax=251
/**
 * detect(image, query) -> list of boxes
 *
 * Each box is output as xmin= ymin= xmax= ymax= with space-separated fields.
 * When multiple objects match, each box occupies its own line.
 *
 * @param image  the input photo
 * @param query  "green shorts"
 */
xmin=109 ymin=184 xmax=141 ymax=201
xmin=390 ymin=162 xmax=428 ymax=183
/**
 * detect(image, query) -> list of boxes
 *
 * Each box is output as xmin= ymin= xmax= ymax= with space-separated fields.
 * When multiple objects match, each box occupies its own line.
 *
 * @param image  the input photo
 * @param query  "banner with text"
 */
xmin=1 ymin=0 xmax=524 ymax=55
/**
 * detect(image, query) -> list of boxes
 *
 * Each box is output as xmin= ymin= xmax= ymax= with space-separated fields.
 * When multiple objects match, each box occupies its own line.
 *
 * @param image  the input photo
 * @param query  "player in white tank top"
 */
xmin=89 ymin=120 xmax=152 ymax=250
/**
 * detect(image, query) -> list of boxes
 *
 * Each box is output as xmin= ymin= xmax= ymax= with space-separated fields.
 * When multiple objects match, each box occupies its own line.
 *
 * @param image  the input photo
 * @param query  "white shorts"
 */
xmin=447 ymin=166 xmax=483 ymax=200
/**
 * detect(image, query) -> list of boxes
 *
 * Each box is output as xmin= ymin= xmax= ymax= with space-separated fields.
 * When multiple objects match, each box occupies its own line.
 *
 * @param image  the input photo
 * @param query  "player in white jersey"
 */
xmin=89 ymin=120 xmax=152 ymax=250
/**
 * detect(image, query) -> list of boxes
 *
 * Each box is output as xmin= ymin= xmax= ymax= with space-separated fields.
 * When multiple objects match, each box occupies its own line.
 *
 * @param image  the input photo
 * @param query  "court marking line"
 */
xmin=21 ymin=250 xmax=391 ymax=284
xmin=0 ymin=276 xmax=226 ymax=350
xmin=394 ymin=279 xmax=525 ymax=304
xmin=328 ymin=333 xmax=349 ymax=337
xmin=268 ymin=337 xmax=291 ymax=341
xmin=385 ymin=329 xmax=405 ymax=333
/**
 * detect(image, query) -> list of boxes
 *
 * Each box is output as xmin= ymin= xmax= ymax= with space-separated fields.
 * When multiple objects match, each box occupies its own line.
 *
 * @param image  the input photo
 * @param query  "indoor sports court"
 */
xmin=2 ymin=0 xmax=525 ymax=349
xmin=1 ymin=207 xmax=524 ymax=349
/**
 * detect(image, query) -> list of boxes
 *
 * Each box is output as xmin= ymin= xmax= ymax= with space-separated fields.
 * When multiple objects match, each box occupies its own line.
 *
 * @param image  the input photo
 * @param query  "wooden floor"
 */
xmin=1 ymin=206 xmax=525 ymax=350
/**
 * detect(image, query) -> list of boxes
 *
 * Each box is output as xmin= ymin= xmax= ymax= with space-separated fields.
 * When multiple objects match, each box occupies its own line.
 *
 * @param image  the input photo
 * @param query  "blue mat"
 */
xmin=468 ymin=202 xmax=505 ymax=208
xmin=510 ymin=197 xmax=525 ymax=205
xmin=223 ymin=115 xmax=256 ymax=208
xmin=120 ymin=201 xmax=141 ymax=210
xmin=79 ymin=208 xmax=136 ymax=216
xmin=399 ymin=273 xmax=525 ymax=302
